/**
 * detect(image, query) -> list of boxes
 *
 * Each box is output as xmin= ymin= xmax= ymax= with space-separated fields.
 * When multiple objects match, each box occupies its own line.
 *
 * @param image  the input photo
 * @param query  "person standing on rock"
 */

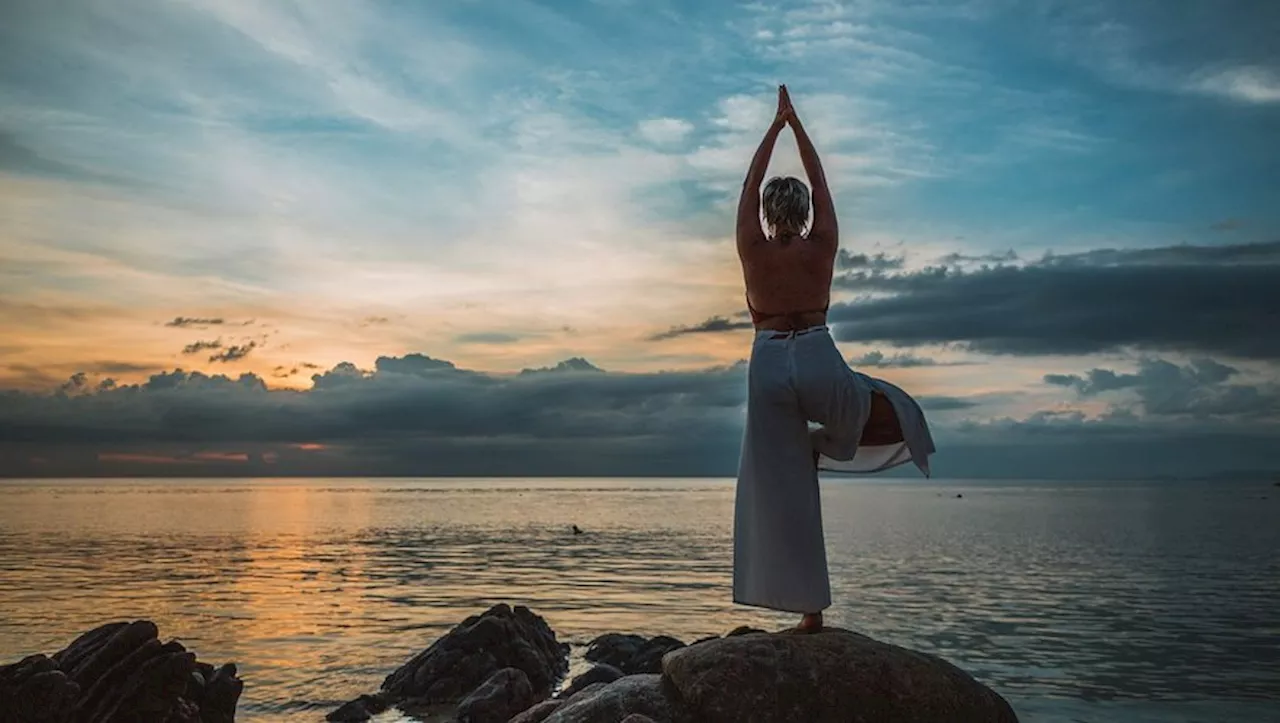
xmin=733 ymin=85 xmax=937 ymax=632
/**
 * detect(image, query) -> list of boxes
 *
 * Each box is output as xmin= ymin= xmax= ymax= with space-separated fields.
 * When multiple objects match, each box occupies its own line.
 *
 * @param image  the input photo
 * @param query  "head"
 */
xmin=762 ymin=176 xmax=810 ymax=237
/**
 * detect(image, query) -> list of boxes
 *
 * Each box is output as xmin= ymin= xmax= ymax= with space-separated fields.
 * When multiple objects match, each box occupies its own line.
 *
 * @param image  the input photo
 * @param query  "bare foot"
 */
xmin=796 ymin=612 xmax=823 ymax=633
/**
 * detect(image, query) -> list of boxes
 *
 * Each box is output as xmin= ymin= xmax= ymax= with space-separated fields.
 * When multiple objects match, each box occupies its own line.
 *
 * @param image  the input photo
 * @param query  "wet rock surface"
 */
xmin=660 ymin=627 xmax=1021 ymax=723
xmin=583 ymin=635 xmax=685 ymax=675
xmin=0 ymin=620 xmax=242 ymax=723
xmin=328 ymin=603 xmax=567 ymax=722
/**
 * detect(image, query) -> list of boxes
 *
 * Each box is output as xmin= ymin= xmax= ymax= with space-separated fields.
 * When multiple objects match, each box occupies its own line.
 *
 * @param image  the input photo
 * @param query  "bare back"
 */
xmin=740 ymin=229 xmax=837 ymax=330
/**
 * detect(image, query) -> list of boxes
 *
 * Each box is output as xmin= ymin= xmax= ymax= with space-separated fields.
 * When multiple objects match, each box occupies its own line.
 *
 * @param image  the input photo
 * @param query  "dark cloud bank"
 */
xmin=828 ymin=240 xmax=1280 ymax=359
xmin=2 ymin=349 xmax=1276 ymax=479
xmin=662 ymin=240 xmax=1280 ymax=360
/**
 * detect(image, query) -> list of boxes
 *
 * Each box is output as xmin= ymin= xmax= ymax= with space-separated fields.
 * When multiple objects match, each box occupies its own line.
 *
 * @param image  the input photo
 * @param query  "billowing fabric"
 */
xmin=733 ymin=325 xmax=935 ymax=613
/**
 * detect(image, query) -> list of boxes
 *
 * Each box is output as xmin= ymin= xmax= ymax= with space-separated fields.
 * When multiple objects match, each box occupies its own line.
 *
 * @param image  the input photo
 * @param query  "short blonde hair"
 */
xmin=762 ymin=176 xmax=810 ymax=236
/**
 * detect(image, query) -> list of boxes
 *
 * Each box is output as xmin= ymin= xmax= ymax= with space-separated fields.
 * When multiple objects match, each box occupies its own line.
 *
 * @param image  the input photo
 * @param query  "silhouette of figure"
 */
xmin=732 ymin=86 xmax=937 ymax=633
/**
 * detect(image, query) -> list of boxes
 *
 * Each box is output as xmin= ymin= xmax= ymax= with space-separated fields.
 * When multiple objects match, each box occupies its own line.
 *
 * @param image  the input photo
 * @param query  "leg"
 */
xmin=794 ymin=332 xmax=888 ymax=461
xmin=861 ymin=391 xmax=905 ymax=446
xmin=734 ymin=341 xmax=833 ymax=615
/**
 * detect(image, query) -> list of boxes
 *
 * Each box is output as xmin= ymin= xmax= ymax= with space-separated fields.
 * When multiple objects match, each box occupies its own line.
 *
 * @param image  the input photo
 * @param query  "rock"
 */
xmin=661 ymin=627 xmax=1019 ymax=723
xmin=185 ymin=670 xmax=206 ymax=703
xmin=543 ymin=675 xmax=676 ymax=723
xmin=625 ymin=637 xmax=684 ymax=675
xmin=169 ymin=696 xmax=201 ymax=723
xmin=0 ymin=621 xmax=242 ymax=723
xmin=619 ymin=716 xmax=658 ymax=723
xmin=326 ymin=691 xmax=392 ymax=722
xmin=583 ymin=634 xmax=646 ymax=670
xmin=507 ymin=699 xmax=563 ymax=723
xmin=0 ymin=655 xmax=79 ymax=722
xmin=557 ymin=664 xmax=623 ymax=700
xmin=330 ymin=604 xmax=567 ymax=720
xmin=201 ymin=663 xmax=243 ymax=723
xmin=456 ymin=668 xmax=535 ymax=723
xmin=584 ymin=635 xmax=684 ymax=675
xmin=725 ymin=626 xmax=765 ymax=637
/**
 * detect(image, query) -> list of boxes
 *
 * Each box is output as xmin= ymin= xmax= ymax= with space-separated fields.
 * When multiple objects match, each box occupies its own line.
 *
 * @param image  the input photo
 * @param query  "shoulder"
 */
xmin=805 ymin=228 xmax=838 ymax=250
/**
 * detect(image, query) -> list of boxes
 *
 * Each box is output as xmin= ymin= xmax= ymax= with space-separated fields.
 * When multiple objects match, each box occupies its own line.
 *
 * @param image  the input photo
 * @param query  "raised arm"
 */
xmin=787 ymin=103 xmax=837 ymax=241
xmin=736 ymin=90 xmax=790 ymax=257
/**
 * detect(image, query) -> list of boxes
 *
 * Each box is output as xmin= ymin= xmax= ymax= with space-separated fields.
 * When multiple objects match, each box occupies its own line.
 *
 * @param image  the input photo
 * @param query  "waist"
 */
xmin=752 ymin=310 xmax=828 ymax=332
xmin=754 ymin=324 xmax=829 ymax=340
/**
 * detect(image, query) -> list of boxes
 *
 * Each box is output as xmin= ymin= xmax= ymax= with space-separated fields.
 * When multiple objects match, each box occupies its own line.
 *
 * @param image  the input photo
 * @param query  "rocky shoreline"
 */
xmin=0 ymin=620 xmax=242 ymax=723
xmin=2 ymin=605 xmax=1018 ymax=722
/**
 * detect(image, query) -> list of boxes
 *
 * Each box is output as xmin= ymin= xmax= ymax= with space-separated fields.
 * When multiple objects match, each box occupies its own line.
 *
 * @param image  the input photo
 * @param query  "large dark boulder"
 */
xmin=520 ymin=625 xmax=1019 ymax=723
xmin=661 ymin=628 xmax=1020 ymax=723
xmin=455 ymin=667 xmax=534 ymax=723
xmin=328 ymin=603 xmax=567 ymax=721
xmin=0 ymin=621 xmax=242 ymax=723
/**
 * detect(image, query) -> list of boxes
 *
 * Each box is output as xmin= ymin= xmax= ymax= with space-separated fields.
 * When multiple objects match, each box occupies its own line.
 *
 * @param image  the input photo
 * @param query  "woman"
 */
xmin=733 ymin=86 xmax=936 ymax=633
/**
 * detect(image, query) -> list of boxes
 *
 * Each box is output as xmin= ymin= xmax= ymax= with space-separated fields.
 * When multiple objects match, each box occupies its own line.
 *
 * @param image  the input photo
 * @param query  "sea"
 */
xmin=1 ymin=477 xmax=1277 ymax=722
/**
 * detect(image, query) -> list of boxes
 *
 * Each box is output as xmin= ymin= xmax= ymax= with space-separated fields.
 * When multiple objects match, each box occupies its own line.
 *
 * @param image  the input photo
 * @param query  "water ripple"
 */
xmin=1 ymin=477 xmax=1277 ymax=722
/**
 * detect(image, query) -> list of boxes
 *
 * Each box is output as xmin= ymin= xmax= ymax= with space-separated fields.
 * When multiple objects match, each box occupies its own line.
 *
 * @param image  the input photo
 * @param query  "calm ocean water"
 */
xmin=1 ymin=477 xmax=1277 ymax=722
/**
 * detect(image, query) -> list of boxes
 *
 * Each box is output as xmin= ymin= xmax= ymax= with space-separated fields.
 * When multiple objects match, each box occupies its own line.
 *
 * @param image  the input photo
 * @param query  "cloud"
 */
xmin=182 ymin=339 xmax=222 ymax=355
xmin=0 ymin=354 xmax=748 ymax=476
xmin=1188 ymin=65 xmax=1280 ymax=105
xmin=208 ymin=342 xmax=256 ymax=363
xmin=655 ymin=241 xmax=1280 ymax=359
xmin=372 ymin=353 xmax=457 ymax=375
xmin=165 ymin=317 xmax=225 ymax=328
xmin=936 ymin=250 xmax=1018 ymax=266
xmin=1044 ymin=357 xmax=1279 ymax=419
xmin=848 ymin=350 xmax=943 ymax=368
xmin=649 ymin=316 xmax=754 ymax=341
xmin=637 ymin=118 xmax=694 ymax=145
xmin=836 ymin=250 xmax=905 ymax=271
xmin=828 ymin=241 xmax=1280 ymax=359
xmin=1210 ymin=219 xmax=1244 ymax=232
xmin=917 ymin=395 xmax=979 ymax=411
xmin=949 ymin=410 xmax=1280 ymax=471
xmin=519 ymin=358 xmax=604 ymax=375
xmin=4 ymin=353 xmax=1275 ymax=480
xmin=1039 ymin=2 xmax=1280 ymax=109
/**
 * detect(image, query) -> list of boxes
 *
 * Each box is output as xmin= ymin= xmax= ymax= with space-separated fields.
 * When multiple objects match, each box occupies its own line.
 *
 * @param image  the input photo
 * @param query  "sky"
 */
xmin=1 ymin=0 xmax=1278 ymax=479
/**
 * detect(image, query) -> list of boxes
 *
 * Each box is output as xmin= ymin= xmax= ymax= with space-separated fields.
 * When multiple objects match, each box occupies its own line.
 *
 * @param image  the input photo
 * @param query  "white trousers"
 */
xmin=733 ymin=326 xmax=935 ymax=613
